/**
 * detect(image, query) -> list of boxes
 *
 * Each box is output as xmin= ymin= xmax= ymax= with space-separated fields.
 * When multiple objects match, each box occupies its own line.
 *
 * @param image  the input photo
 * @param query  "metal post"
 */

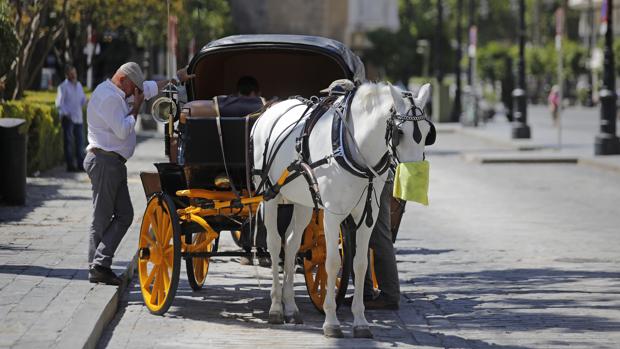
xmin=435 ymin=0 xmax=444 ymax=84
xmin=451 ymin=0 xmax=463 ymax=122
xmin=586 ymin=0 xmax=594 ymax=107
xmin=512 ymin=0 xmax=531 ymax=139
xmin=595 ymin=0 xmax=620 ymax=154
xmin=467 ymin=0 xmax=474 ymax=87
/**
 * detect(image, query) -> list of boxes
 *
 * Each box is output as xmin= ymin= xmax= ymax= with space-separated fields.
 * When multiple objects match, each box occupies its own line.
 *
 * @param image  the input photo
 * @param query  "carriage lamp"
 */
xmin=214 ymin=173 xmax=231 ymax=189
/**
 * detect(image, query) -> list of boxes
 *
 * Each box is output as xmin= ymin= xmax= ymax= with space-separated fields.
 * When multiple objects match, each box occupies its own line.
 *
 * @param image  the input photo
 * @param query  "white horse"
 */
xmin=252 ymin=82 xmax=434 ymax=338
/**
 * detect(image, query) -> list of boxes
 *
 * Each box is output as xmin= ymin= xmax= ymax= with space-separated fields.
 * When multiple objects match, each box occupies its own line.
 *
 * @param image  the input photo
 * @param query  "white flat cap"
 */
xmin=118 ymin=62 xmax=145 ymax=91
xmin=320 ymin=79 xmax=355 ymax=95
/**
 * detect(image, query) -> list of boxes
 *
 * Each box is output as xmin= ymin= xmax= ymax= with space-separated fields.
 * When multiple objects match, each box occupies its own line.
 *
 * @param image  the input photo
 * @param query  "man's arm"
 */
xmin=55 ymin=84 xmax=67 ymax=116
xmin=130 ymin=88 xmax=145 ymax=119
xmin=101 ymin=94 xmax=140 ymax=139
xmin=176 ymin=66 xmax=195 ymax=83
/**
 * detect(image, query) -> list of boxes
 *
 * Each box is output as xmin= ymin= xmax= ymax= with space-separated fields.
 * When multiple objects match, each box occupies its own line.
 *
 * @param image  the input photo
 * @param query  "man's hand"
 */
xmin=131 ymin=88 xmax=145 ymax=119
xmin=176 ymin=67 xmax=196 ymax=83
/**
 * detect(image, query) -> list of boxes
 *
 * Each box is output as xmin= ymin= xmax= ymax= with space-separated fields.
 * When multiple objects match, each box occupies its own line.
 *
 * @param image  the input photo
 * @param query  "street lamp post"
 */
xmin=435 ymin=0 xmax=444 ymax=84
xmin=467 ymin=0 xmax=474 ymax=87
xmin=451 ymin=0 xmax=463 ymax=122
xmin=512 ymin=0 xmax=531 ymax=139
xmin=586 ymin=0 xmax=594 ymax=107
xmin=595 ymin=0 xmax=620 ymax=154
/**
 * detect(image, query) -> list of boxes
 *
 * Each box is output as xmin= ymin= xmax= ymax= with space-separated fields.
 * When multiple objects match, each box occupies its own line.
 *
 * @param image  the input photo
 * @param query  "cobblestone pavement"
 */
xmin=99 ymin=131 xmax=620 ymax=349
xmin=0 ymin=131 xmax=166 ymax=348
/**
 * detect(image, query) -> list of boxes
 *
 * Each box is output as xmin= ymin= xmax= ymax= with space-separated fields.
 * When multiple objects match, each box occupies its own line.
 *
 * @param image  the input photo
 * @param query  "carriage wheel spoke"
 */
xmin=145 ymin=265 xmax=158 ymax=288
xmin=162 ymin=264 xmax=171 ymax=291
xmin=150 ymin=270 xmax=161 ymax=305
xmin=150 ymin=211 xmax=160 ymax=241
xmin=158 ymin=271 xmax=166 ymax=303
xmin=164 ymin=246 xmax=173 ymax=258
xmin=162 ymin=214 xmax=172 ymax=243
xmin=141 ymin=232 xmax=155 ymax=247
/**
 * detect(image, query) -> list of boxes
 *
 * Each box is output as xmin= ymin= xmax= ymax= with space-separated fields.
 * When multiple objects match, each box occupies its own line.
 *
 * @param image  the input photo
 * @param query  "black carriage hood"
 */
xmin=186 ymin=34 xmax=366 ymax=101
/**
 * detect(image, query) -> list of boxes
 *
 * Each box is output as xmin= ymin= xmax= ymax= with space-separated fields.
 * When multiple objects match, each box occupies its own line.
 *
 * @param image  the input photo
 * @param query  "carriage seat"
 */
xmin=181 ymin=99 xmax=218 ymax=119
xmin=181 ymin=96 xmax=265 ymax=119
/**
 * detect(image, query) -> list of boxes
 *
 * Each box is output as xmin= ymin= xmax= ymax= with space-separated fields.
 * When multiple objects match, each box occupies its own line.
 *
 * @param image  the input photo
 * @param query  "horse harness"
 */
xmin=254 ymin=87 xmax=433 ymax=229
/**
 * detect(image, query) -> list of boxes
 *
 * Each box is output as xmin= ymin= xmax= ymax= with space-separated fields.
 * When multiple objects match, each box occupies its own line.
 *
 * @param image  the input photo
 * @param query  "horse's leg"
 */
xmin=282 ymin=205 xmax=312 ymax=324
xmin=263 ymin=199 xmax=284 ymax=324
xmin=349 ymin=200 xmax=381 ymax=338
xmin=322 ymin=211 xmax=346 ymax=338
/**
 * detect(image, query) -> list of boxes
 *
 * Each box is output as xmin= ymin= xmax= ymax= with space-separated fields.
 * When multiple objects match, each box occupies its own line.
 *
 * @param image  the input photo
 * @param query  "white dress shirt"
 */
xmin=86 ymin=80 xmax=136 ymax=160
xmin=55 ymin=79 xmax=87 ymax=124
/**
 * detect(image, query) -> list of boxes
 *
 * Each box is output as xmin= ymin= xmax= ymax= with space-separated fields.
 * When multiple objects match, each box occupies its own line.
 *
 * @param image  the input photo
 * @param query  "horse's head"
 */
xmin=386 ymin=83 xmax=435 ymax=163
xmin=386 ymin=83 xmax=435 ymax=205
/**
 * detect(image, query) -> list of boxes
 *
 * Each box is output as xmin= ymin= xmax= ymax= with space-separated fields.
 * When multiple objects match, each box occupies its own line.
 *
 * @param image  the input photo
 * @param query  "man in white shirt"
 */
xmin=84 ymin=62 xmax=175 ymax=285
xmin=55 ymin=65 xmax=87 ymax=172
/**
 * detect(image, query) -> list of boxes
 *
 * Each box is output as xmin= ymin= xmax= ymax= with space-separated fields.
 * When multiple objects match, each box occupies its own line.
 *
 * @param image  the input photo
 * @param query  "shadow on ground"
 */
xmin=404 ymin=268 xmax=620 ymax=336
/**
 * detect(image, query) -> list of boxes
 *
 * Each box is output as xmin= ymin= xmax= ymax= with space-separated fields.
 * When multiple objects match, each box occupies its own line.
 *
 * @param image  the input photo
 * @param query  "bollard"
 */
xmin=0 ymin=118 xmax=28 ymax=205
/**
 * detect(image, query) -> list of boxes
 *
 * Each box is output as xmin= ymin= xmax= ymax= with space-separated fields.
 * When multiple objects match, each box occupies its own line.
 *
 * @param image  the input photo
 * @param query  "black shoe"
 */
xmin=364 ymin=293 xmax=399 ymax=310
xmin=89 ymin=265 xmax=121 ymax=286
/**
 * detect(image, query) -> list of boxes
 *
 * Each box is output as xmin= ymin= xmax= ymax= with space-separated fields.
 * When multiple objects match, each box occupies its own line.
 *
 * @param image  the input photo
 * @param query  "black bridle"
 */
xmin=385 ymin=92 xmax=436 ymax=163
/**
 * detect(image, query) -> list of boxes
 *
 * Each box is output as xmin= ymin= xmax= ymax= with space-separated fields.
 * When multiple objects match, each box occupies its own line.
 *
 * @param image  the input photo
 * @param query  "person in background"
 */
xmin=56 ymin=65 xmax=87 ymax=172
xmin=548 ymin=85 xmax=560 ymax=126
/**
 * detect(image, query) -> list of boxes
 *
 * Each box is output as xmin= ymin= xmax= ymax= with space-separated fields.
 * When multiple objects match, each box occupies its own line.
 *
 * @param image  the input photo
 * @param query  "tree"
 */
xmin=3 ymin=0 xmax=69 ymax=100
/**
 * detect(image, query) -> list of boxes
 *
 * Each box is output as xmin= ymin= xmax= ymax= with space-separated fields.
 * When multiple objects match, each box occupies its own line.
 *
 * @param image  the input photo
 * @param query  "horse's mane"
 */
xmin=354 ymin=82 xmax=392 ymax=116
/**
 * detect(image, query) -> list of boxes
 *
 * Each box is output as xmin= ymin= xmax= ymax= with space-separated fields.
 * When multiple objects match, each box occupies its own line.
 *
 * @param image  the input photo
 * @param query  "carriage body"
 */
xmin=138 ymin=35 xmax=366 ymax=315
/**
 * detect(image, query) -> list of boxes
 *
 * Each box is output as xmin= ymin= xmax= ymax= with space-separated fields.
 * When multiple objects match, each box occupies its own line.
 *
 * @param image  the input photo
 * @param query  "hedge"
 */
xmin=0 ymin=99 xmax=63 ymax=175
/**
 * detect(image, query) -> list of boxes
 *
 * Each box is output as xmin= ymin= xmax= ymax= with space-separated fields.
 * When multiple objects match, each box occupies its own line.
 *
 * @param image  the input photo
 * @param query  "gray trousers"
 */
xmin=363 ymin=178 xmax=400 ymax=303
xmin=83 ymin=151 xmax=134 ymax=268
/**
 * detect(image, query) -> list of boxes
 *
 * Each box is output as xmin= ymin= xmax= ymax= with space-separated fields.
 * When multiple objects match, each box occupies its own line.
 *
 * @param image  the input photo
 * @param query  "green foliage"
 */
xmin=477 ymin=42 xmax=516 ymax=83
xmin=23 ymin=91 xmax=58 ymax=105
xmin=526 ymin=41 xmax=587 ymax=82
xmin=365 ymin=0 xmax=454 ymax=83
xmin=0 ymin=2 xmax=18 ymax=78
xmin=0 ymin=101 xmax=63 ymax=175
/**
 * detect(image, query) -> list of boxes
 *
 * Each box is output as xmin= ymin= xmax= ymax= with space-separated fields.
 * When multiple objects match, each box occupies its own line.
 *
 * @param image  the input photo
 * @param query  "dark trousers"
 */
xmin=61 ymin=116 xmax=84 ymax=170
xmin=363 ymin=179 xmax=400 ymax=303
xmin=84 ymin=151 xmax=134 ymax=268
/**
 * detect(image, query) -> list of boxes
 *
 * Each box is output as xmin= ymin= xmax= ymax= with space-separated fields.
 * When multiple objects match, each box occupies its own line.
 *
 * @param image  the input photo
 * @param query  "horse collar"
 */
xmin=331 ymin=89 xmax=390 ymax=179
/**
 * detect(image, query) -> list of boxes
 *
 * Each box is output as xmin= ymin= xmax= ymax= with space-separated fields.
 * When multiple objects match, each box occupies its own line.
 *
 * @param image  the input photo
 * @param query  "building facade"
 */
xmin=228 ymin=0 xmax=399 ymax=50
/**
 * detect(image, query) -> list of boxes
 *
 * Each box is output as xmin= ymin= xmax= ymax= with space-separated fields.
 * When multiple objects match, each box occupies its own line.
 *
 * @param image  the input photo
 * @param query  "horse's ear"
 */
xmin=388 ymin=84 xmax=406 ymax=113
xmin=415 ymin=83 xmax=431 ymax=108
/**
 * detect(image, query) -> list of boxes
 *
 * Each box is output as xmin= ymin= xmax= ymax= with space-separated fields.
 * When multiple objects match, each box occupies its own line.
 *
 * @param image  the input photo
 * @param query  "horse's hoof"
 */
xmin=284 ymin=311 xmax=304 ymax=324
xmin=268 ymin=311 xmax=284 ymax=324
xmin=323 ymin=325 xmax=344 ymax=338
xmin=353 ymin=326 xmax=374 ymax=339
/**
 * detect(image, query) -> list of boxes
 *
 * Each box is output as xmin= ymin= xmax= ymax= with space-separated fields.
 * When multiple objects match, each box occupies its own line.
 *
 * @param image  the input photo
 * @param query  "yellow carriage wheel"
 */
xmin=185 ymin=232 xmax=213 ymax=291
xmin=302 ymin=211 xmax=352 ymax=313
xmin=231 ymin=230 xmax=243 ymax=248
xmin=138 ymin=193 xmax=181 ymax=315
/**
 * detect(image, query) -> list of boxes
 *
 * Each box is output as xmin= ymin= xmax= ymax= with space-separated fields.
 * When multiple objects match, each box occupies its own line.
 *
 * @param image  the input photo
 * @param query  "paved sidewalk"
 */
xmin=0 ymin=130 xmax=165 ymax=348
xmin=443 ymin=105 xmax=620 ymax=172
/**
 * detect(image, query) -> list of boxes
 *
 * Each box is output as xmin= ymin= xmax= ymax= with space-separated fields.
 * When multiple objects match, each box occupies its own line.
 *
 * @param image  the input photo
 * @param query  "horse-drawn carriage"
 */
xmin=138 ymin=34 xmax=434 ymax=338
xmin=139 ymin=34 xmax=368 ymax=315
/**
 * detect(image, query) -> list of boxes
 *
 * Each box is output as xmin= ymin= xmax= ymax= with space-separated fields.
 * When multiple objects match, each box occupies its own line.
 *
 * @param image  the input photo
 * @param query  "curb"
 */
xmin=578 ymin=157 xmax=620 ymax=174
xmin=55 ymin=244 xmax=139 ymax=349
xmin=458 ymin=127 xmax=548 ymax=151
xmin=462 ymin=153 xmax=579 ymax=164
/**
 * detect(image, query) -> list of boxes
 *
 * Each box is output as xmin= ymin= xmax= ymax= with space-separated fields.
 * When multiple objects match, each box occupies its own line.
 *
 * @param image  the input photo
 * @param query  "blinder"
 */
xmin=387 ymin=104 xmax=435 ymax=147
